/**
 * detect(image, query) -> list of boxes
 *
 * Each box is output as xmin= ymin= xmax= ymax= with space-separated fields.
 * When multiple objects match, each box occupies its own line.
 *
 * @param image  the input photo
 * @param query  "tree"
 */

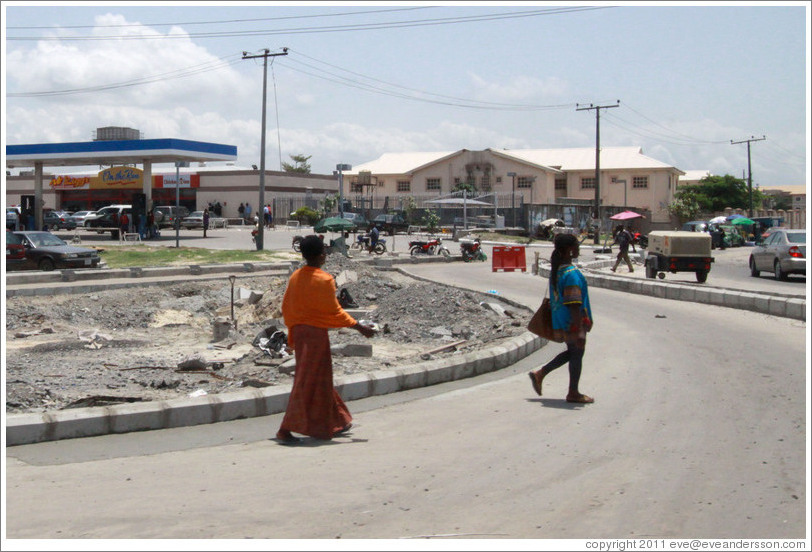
xmin=693 ymin=174 xmax=765 ymax=212
xmin=423 ymin=209 xmax=440 ymax=233
xmin=667 ymin=187 xmax=703 ymax=224
xmin=452 ymin=180 xmax=477 ymax=195
xmin=321 ymin=193 xmax=338 ymax=216
xmin=281 ymin=154 xmax=312 ymax=174
xmin=402 ymin=196 xmax=418 ymax=224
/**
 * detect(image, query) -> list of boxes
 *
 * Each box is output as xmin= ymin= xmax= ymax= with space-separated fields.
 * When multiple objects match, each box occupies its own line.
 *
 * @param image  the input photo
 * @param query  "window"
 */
xmin=397 ymin=180 xmax=411 ymax=192
xmin=581 ymin=177 xmax=596 ymax=189
xmin=350 ymin=182 xmax=363 ymax=193
xmin=555 ymin=178 xmax=567 ymax=191
xmin=481 ymin=174 xmax=491 ymax=191
xmin=633 ymin=176 xmax=648 ymax=189
xmin=426 ymin=178 xmax=441 ymax=191
xmin=517 ymin=176 xmax=533 ymax=189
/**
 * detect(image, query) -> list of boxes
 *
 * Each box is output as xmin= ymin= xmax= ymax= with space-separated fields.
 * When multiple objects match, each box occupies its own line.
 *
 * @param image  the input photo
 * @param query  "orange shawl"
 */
xmin=282 ymin=266 xmax=357 ymax=347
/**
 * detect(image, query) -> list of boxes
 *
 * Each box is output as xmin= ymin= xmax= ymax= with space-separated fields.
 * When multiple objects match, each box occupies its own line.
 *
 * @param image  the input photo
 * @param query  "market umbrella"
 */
xmin=609 ymin=210 xmax=644 ymax=221
xmin=424 ymin=197 xmax=494 ymax=207
xmin=726 ymin=214 xmax=746 ymax=221
xmin=314 ymin=216 xmax=356 ymax=233
xmin=730 ymin=216 xmax=755 ymax=226
xmin=539 ymin=218 xmax=564 ymax=227
xmin=709 ymin=215 xmax=728 ymax=224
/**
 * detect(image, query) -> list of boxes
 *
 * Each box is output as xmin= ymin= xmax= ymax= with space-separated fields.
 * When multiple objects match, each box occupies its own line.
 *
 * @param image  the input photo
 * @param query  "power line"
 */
xmin=7 ymin=55 xmax=244 ymax=97
xmin=281 ymin=50 xmax=574 ymax=111
xmin=6 ymin=7 xmax=613 ymax=41
xmin=7 ymin=6 xmax=432 ymax=29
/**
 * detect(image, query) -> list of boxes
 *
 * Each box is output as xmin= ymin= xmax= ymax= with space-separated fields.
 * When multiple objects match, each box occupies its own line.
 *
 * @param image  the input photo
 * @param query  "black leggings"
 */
xmin=540 ymin=342 xmax=585 ymax=393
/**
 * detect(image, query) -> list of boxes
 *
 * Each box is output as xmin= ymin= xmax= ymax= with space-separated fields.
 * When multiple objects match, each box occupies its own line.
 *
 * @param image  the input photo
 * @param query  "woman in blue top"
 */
xmin=528 ymin=233 xmax=594 ymax=403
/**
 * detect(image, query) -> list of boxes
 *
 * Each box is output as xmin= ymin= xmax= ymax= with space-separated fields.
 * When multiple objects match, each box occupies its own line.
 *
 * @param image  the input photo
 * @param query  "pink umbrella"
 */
xmin=609 ymin=210 xmax=644 ymax=221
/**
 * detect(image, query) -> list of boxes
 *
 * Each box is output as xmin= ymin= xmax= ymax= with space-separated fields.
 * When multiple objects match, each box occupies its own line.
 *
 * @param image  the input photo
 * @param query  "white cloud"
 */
xmin=468 ymin=72 xmax=569 ymax=103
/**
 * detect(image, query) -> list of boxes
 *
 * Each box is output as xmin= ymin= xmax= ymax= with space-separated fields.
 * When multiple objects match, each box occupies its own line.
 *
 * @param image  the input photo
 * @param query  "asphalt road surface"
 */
xmin=4 ymin=239 xmax=807 ymax=542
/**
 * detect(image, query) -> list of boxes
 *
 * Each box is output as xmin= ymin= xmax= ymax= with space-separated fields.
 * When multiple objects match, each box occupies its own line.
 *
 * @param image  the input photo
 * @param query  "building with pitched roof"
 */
xmin=345 ymin=146 xmax=684 ymax=226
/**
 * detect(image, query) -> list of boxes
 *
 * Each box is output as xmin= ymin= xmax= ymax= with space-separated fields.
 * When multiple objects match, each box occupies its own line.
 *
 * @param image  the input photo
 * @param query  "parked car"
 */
xmin=180 ymin=211 xmax=205 ymax=229
xmin=10 ymin=231 xmax=101 ymax=271
xmin=66 ymin=210 xmax=97 ymax=226
xmin=372 ymin=213 xmax=409 ymax=235
xmin=43 ymin=209 xmax=77 ymax=231
xmin=341 ymin=212 xmax=370 ymax=231
xmin=153 ymin=205 xmax=190 ymax=229
xmin=749 ymin=228 xmax=806 ymax=280
xmin=682 ymin=220 xmax=724 ymax=249
xmin=84 ymin=204 xmax=132 ymax=235
xmin=717 ymin=225 xmax=745 ymax=248
xmin=6 ymin=230 xmax=27 ymax=270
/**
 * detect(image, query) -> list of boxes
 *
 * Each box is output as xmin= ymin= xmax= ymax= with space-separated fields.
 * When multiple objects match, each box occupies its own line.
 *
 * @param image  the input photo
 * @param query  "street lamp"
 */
xmin=507 ymin=172 xmax=517 ymax=228
xmin=336 ymin=164 xmax=352 ymax=218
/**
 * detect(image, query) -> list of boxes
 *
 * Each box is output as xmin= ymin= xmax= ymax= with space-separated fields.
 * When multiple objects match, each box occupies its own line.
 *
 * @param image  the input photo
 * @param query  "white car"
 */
xmin=67 ymin=210 xmax=96 ymax=226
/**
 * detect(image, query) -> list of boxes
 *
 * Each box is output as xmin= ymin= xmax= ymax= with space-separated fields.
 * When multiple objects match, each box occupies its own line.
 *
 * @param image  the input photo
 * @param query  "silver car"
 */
xmin=749 ymin=229 xmax=806 ymax=280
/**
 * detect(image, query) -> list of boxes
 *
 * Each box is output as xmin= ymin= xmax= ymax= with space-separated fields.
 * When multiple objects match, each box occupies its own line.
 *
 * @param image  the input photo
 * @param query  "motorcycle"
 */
xmin=633 ymin=231 xmax=648 ymax=248
xmin=351 ymin=233 xmax=387 ymax=255
xmin=460 ymin=238 xmax=486 ymax=262
xmin=409 ymin=236 xmax=450 ymax=257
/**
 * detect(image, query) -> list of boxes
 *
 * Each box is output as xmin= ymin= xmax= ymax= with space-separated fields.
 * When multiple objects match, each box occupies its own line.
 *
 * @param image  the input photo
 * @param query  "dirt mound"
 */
xmin=5 ymin=255 xmax=530 ymax=413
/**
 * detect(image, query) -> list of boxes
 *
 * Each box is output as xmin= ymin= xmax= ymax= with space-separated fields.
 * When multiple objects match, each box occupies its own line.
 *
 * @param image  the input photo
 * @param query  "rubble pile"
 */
xmin=5 ymin=254 xmax=531 ymax=414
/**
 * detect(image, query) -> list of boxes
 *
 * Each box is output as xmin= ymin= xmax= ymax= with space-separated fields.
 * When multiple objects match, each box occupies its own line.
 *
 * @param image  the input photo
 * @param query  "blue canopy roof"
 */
xmin=6 ymin=138 xmax=237 ymax=168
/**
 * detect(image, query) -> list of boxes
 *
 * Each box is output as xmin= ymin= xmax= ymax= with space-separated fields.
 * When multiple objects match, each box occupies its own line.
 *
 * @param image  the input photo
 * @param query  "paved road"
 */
xmin=48 ymin=225 xmax=807 ymax=297
xmin=4 ymin=242 xmax=807 ymax=540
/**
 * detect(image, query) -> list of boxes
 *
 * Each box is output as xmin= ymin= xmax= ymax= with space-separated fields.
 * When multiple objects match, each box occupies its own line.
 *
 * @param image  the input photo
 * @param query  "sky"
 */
xmin=2 ymin=1 xmax=810 ymax=191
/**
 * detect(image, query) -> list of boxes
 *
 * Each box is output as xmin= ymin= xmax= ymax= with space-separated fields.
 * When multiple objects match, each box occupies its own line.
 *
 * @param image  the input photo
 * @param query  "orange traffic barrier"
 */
xmin=491 ymin=245 xmax=527 ymax=272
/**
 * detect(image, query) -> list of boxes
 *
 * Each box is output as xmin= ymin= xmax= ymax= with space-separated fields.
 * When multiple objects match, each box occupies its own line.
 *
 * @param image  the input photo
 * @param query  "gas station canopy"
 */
xmin=6 ymin=138 xmax=237 ymax=168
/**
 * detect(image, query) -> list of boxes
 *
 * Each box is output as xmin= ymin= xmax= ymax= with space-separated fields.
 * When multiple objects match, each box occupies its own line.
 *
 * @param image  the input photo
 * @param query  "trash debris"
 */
xmin=62 ymin=395 xmax=145 ymax=409
xmin=338 ymin=287 xmax=359 ymax=308
xmin=13 ymin=327 xmax=55 ymax=338
xmin=77 ymin=329 xmax=112 ymax=349
xmin=188 ymin=389 xmax=208 ymax=398
xmin=253 ymin=326 xmax=288 ymax=357
xmin=486 ymin=289 xmax=499 ymax=295
xmin=241 ymin=379 xmax=273 ymax=388
xmin=177 ymin=354 xmax=209 ymax=371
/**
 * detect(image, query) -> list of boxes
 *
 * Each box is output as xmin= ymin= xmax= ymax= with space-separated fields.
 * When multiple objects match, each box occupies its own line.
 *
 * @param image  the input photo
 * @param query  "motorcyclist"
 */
xmin=368 ymin=224 xmax=380 ymax=254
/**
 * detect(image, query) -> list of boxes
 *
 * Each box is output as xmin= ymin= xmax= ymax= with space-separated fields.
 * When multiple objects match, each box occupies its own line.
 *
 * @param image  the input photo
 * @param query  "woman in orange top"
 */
xmin=276 ymin=235 xmax=376 ymax=445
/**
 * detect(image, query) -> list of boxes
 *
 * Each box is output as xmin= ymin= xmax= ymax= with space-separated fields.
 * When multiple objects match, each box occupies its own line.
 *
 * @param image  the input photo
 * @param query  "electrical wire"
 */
xmin=286 ymin=50 xmax=573 ymax=110
xmin=7 ymin=6 xmax=432 ymax=29
xmin=6 ymin=6 xmax=612 ymax=41
xmin=7 ymin=55 xmax=244 ymax=97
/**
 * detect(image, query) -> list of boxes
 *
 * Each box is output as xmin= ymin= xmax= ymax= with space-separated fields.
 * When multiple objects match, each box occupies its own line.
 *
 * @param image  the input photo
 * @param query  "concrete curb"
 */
xmin=6 ymin=332 xmax=543 ymax=446
xmin=539 ymin=260 xmax=806 ymax=321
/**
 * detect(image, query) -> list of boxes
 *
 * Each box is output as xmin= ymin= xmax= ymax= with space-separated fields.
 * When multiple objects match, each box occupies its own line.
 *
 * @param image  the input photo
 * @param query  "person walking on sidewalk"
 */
xmin=202 ymin=209 xmax=210 ymax=238
xmin=610 ymin=224 xmax=636 ymax=273
xmin=276 ymin=235 xmax=377 ymax=445
xmin=528 ymin=233 xmax=595 ymax=404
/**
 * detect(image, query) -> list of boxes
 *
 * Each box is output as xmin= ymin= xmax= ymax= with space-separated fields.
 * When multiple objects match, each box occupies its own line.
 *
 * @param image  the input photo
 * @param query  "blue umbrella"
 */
xmin=727 ymin=214 xmax=745 ymax=221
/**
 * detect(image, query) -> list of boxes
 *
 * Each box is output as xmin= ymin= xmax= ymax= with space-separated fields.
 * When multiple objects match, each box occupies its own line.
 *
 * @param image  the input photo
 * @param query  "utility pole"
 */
xmin=243 ymin=47 xmax=288 ymax=250
xmin=577 ymin=101 xmax=620 ymax=244
xmin=730 ymin=135 xmax=766 ymax=218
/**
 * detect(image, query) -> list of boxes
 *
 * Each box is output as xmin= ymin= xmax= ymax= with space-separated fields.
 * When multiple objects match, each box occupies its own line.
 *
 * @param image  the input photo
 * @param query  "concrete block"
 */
xmin=707 ymin=290 xmax=727 ymax=307
xmin=752 ymin=294 xmax=771 ymax=315
xmin=61 ymin=270 xmax=78 ymax=282
xmin=395 ymin=365 xmax=429 ymax=390
xmin=243 ymin=263 xmax=256 ymax=272
xmin=331 ymin=343 xmax=373 ymax=357
xmin=786 ymin=298 xmax=806 ymax=320
xmin=367 ymin=370 xmax=401 ymax=396
xmin=189 ymin=265 xmax=203 ymax=275
xmin=335 ymin=373 xmax=375 ymax=402
xmin=767 ymin=297 xmax=787 ymax=318
xmin=128 ymin=267 xmax=143 ymax=278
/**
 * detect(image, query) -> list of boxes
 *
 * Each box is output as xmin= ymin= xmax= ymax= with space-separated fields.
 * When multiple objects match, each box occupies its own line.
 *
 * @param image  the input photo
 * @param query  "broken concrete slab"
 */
xmin=331 ymin=343 xmax=373 ymax=357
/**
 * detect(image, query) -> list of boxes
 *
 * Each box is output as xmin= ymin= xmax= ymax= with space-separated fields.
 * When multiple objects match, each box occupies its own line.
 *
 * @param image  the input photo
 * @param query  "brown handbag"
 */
xmin=528 ymin=295 xmax=560 ymax=342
